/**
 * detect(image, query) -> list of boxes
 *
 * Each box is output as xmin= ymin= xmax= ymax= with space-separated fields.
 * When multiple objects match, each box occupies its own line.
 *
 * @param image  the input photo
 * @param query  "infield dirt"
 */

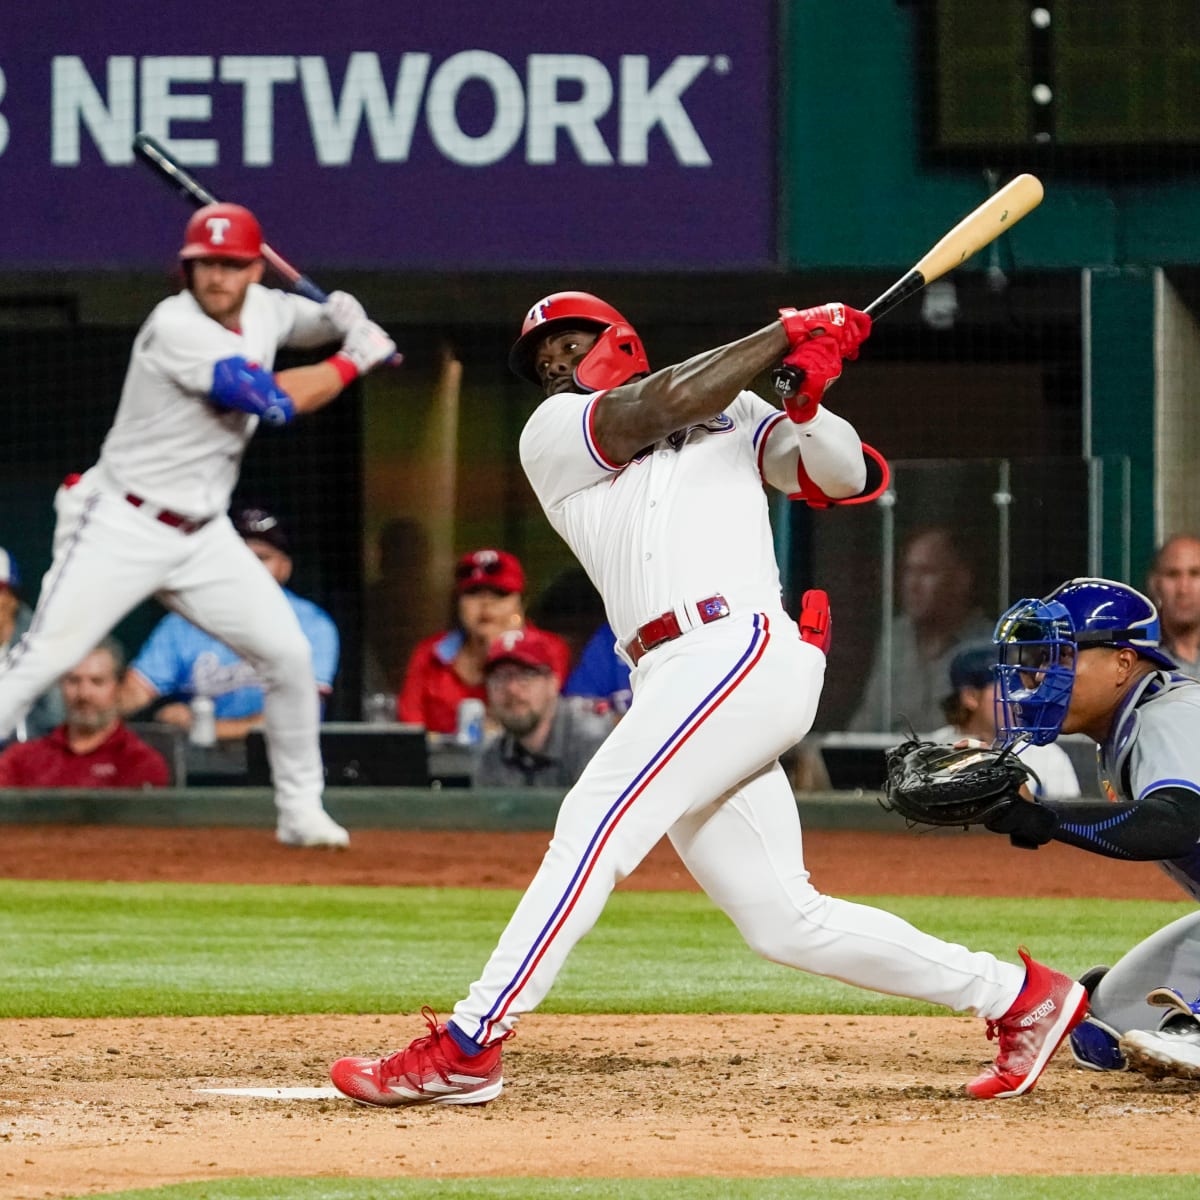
xmin=1 ymin=825 xmax=1194 ymax=1199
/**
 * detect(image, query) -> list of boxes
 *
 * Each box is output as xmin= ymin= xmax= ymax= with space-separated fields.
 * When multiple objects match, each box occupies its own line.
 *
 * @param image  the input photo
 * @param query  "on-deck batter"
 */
xmin=0 ymin=202 xmax=395 ymax=847
xmin=331 ymin=291 xmax=1086 ymax=1104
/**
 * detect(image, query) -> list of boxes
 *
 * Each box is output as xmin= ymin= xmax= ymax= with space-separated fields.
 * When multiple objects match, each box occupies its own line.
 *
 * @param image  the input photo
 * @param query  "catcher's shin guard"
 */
xmin=1069 ymin=1015 xmax=1127 ymax=1071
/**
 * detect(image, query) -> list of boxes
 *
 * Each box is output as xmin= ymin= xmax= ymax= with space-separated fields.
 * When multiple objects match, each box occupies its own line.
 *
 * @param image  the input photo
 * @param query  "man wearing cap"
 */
xmin=927 ymin=642 xmax=1080 ymax=800
xmin=478 ymin=628 xmax=612 ymax=789
xmin=0 ymin=547 xmax=64 ymax=744
xmin=397 ymin=549 xmax=569 ymax=735
xmin=121 ymin=506 xmax=339 ymax=741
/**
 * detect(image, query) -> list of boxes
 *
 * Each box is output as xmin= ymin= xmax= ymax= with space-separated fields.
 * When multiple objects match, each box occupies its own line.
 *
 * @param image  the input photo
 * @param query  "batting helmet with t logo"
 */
xmin=508 ymin=291 xmax=650 ymax=393
xmin=179 ymin=203 xmax=263 ymax=262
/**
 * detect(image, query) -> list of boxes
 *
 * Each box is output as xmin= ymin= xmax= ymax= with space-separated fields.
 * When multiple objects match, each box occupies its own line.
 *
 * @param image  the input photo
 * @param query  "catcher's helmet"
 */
xmin=508 ymin=291 xmax=650 ymax=392
xmin=993 ymin=577 xmax=1175 ymax=746
xmin=179 ymin=203 xmax=263 ymax=262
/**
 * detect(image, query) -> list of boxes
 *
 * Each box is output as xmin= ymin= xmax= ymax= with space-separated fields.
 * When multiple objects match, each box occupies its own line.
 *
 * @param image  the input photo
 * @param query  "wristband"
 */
xmin=327 ymin=353 xmax=359 ymax=386
xmin=778 ymin=307 xmax=804 ymax=345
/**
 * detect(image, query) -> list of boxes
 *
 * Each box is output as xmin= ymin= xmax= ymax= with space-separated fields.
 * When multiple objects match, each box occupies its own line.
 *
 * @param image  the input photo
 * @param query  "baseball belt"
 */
xmin=625 ymin=594 xmax=730 ymax=665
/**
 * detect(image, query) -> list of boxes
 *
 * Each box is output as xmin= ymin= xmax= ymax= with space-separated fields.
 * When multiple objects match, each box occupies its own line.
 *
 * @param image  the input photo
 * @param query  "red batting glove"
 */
xmin=798 ymin=589 xmax=832 ymax=655
xmin=776 ymin=336 xmax=844 ymax=423
xmin=778 ymin=303 xmax=872 ymax=360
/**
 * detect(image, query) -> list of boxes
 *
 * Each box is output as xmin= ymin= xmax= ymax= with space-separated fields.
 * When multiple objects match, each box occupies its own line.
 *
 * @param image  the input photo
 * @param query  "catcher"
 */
xmin=884 ymin=577 xmax=1200 ymax=1082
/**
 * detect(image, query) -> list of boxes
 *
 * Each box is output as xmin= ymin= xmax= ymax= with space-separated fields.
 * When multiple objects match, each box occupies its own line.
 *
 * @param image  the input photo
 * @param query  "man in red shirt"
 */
xmin=0 ymin=638 xmax=169 ymax=788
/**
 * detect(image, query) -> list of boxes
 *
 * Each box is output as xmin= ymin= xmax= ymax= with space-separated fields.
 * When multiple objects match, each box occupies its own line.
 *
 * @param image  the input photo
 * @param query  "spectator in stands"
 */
xmin=120 ymin=506 xmax=339 ymax=740
xmin=848 ymin=524 xmax=994 ymax=733
xmin=0 ymin=638 xmax=168 ymax=788
xmin=927 ymin=643 xmax=1081 ymax=801
xmin=477 ymin=628 xmax=611 ymax=788
xmin=0 ymin=546 xmax=65 ymax=743
xmin=1146 ymin=533 xmax=1200 ymax=679
xmin=398 ymin=548 xmax=569 ymax=735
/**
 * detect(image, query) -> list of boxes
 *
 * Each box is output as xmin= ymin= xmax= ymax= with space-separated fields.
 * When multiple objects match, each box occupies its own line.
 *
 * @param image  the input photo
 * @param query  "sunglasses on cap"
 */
xmin=455 ymin=558 xmax=506 ymax=581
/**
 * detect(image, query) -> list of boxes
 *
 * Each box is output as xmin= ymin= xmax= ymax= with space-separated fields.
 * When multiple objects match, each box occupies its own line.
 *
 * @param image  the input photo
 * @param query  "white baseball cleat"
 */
xmin=1120 ymin=987 xmax=1200 ymax=1081
xmin=276 ymin=810 xmax=350 ymax=849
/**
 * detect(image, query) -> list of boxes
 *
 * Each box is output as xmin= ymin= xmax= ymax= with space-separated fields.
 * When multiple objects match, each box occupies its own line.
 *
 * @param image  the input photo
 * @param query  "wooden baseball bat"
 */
xmin=773 ymin=174 xmax=1044 ymax=399
xmin=132 ymin=131 xmax=328 ymax=303
xmin=863 ymin=173 xmax=1044 ymax=319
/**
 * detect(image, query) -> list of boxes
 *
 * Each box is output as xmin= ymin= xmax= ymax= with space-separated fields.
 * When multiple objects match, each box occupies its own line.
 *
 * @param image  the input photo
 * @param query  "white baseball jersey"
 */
xmin=519 ymin=388 xmax=862 ymax=642
xmin=98 ymin=284 xmax=334 ymax=520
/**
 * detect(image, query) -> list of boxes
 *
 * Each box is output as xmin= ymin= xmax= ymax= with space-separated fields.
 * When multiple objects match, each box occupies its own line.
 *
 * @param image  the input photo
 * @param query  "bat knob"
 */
xmin=771 ymin=364 xmax=806 ymax=401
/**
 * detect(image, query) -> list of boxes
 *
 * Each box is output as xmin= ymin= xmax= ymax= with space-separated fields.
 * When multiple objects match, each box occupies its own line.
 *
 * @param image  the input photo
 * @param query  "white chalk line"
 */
xmin=196 ymin=1086 xmax=343 ymax=1099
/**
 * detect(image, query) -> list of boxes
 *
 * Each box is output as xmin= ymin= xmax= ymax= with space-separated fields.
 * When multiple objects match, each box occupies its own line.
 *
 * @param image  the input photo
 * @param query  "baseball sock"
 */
xmin=445 ymin=1020 xmax=486 ymax=1057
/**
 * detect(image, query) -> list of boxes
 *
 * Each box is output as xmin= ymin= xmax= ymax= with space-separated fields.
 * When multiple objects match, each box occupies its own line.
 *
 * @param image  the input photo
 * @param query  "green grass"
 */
xmin=58 ymin=1176 xmax=1200 ymax=1200
xmin=0 ymin=879 xmax=1188 ymax=1019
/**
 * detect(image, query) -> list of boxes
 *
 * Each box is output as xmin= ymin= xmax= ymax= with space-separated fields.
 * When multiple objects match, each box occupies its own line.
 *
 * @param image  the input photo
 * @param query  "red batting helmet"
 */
xmin=508 ymin=291 xmax=650 ymax=392
xmin=179 ymin=203 xmax=263 ymax=262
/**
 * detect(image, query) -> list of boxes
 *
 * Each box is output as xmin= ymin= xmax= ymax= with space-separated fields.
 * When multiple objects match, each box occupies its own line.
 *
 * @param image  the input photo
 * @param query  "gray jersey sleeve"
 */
xmin=1127 ymin=687 xmax=1200 ymax=800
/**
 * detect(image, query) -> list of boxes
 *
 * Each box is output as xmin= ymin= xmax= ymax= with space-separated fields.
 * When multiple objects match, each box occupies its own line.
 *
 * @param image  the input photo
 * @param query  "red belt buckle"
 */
xmin=630 ymin=611 xmax=681 ymax=663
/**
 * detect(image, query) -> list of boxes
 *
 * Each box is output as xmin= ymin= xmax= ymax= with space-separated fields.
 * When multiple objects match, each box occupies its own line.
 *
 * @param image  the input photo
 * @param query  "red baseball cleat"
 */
xmin=330 ymin=1007 xmax=504 ymax=1107
xmin=966 ymin=947 xmax=1088 ymax=1099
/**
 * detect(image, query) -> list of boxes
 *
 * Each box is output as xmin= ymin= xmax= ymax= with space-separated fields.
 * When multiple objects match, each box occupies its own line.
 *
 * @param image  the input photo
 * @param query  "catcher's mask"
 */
xmin=508 ymin=291 xmax=650 ymax=393
xmin=993 ymin=577 xmax=1175 ymax=746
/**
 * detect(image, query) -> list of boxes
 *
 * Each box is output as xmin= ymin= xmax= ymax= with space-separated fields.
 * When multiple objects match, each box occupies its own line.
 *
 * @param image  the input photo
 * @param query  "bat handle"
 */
xmin=262 ymin=245 xmax=405 ymax=368
xmin=864 ymin=269 xmax=925 ymax=321
xmin=289 ymin=275 xmax=328 ymax=304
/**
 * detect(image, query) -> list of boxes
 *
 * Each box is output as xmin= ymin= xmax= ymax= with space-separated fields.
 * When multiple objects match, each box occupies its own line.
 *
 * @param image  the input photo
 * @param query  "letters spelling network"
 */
xmin=46 ymin=52 xmax=727 ymax=168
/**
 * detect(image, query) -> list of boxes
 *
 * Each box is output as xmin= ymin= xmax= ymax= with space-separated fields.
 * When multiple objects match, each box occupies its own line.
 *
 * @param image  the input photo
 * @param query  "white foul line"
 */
xmin=196 ymin=1087 xmax=343 ymax=1099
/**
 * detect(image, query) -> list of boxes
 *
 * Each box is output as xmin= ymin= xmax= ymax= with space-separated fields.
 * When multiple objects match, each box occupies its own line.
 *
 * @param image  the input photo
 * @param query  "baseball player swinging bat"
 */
xmin=132 ymin=131 xmax=329 ymax=303
xmin=773 ymin=173 xmax=1044 ymax=400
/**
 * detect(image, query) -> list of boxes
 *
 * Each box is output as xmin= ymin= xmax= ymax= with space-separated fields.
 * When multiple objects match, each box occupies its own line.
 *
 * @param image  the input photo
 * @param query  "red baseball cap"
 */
xmin=485 ymin=628 xmax=560 ymax=675
xmin=455 ymin=548 xmax=525 ymax=595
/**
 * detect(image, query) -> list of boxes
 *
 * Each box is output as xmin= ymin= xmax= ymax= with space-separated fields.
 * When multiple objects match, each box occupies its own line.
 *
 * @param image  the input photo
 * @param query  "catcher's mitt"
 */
xmin=881 ymin=739 xmax=1039 ymax=830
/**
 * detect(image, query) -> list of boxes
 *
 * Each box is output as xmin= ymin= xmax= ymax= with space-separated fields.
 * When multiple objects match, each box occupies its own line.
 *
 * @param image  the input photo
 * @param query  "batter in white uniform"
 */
xmin=331 ymin=291 xmax=1085 ymax=1104
xmin=0 ymin=203 xmax=395 ymax=847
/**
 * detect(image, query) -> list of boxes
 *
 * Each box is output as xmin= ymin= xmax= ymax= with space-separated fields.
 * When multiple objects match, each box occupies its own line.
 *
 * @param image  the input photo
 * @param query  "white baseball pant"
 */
xmin=0 ymin=469 xmax=325 ymax=821
xmin=453 ymin=607 xmax=1024 ymax=1045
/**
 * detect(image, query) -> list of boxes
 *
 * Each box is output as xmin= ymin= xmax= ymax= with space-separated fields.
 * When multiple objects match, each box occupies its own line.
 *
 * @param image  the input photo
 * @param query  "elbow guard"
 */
xmin=211 ymin=357 xmax=296 ymax=426
xmin=789 ymin=442 xmax=891 ymax=509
